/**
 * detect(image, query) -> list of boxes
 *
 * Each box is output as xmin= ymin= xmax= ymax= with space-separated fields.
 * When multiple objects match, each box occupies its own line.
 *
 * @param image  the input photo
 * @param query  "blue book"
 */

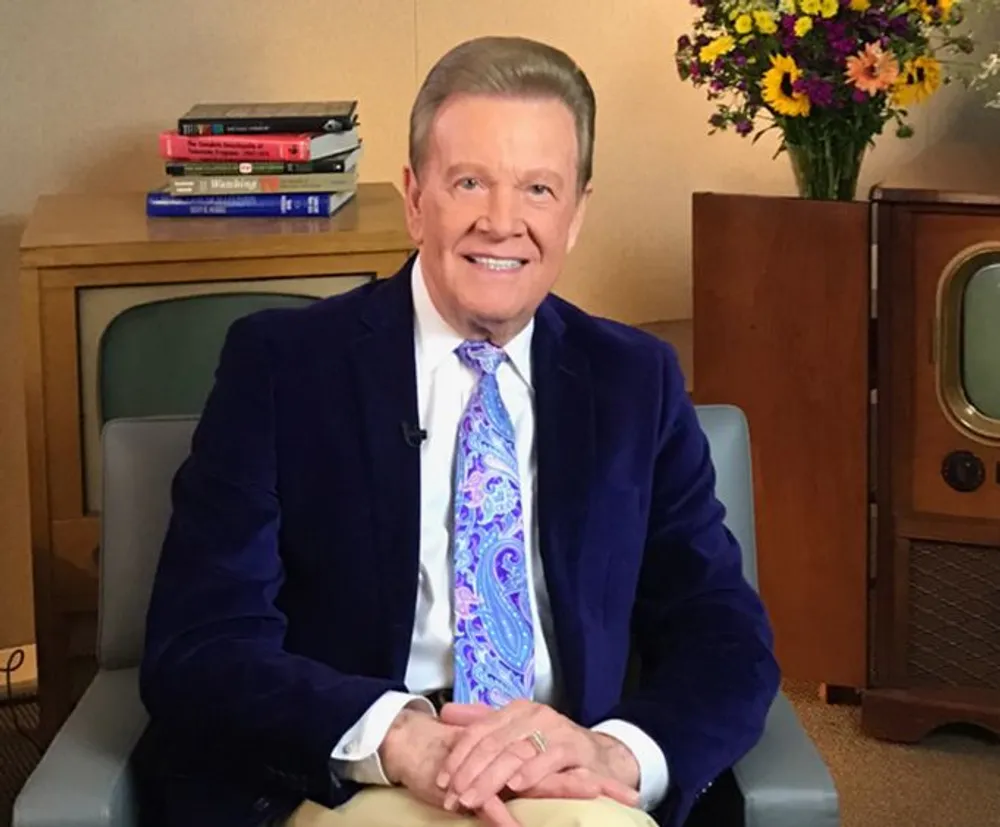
xmin=145 ymin=188 xmax=355 ymax=217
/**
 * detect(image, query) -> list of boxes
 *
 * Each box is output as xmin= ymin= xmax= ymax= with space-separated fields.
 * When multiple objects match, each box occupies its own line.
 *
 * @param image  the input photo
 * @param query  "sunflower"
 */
xmin=910 ymin=0 xmax=954 ymax=23
xmin=762 ymin=54 xmax=811 ymax=117
xmin=892 ymin=55 xmax=942 ymax=105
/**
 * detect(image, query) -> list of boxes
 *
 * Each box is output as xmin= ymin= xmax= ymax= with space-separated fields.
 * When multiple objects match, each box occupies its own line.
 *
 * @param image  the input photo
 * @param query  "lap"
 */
xmin=284 ymin=788 xmax=657 ymax=827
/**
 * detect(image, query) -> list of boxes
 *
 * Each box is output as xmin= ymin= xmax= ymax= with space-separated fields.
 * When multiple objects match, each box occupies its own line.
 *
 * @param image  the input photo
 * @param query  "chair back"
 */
xmin=95 ymin=404 xmax=757 ymax=669
xmin=97 ymin=416 xmax=199 ymax=669
xmin=694 ymin=404 xmax=759 ymax=589
xmin=98 ymin=293 xmax=314 ymax=423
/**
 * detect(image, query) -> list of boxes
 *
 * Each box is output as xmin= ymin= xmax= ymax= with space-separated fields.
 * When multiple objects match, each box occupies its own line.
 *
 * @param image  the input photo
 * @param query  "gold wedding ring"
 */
xmin=527 ymin=729 xmax=547 ymax=754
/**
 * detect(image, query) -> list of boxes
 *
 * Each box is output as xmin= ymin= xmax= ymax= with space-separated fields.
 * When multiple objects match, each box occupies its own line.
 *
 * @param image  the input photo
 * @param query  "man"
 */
xmin=136 ymin=34 xmax=780 ymax=827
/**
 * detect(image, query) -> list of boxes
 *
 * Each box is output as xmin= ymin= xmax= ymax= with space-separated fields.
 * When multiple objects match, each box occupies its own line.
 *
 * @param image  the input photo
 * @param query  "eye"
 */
xmin=528 ymin=183 xmax=553 ymax=197
xmin=457 ymin=177 xmax=480 ymax=190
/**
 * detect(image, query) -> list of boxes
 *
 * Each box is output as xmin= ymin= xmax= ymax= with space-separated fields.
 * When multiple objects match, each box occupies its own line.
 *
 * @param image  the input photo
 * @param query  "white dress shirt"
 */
xmin=329 ymin=256 xmax=669 ymax=811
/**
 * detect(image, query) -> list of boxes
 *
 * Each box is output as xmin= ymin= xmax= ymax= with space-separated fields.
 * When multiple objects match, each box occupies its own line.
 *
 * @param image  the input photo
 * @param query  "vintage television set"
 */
xmin=864 ymin=144 xmax=1000 ymax=741
xmin=19 ymin=182 xmax=413 ymax=740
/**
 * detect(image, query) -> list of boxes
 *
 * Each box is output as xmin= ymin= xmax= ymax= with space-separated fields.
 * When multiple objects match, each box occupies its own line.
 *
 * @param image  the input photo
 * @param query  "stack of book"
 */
xmin=146 ymin=101 xmax=362 ymax=218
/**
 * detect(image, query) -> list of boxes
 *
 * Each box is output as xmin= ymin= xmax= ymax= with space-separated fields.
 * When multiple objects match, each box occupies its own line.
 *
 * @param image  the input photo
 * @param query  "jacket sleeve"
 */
xmin=602 ymin=345 xmax=781 ymax=827
xmin=139 ymin=313 xmax=406 ymax=801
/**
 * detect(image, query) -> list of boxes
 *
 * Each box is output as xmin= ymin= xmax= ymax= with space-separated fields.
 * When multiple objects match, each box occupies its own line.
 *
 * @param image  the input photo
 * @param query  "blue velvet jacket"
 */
xmin=136 ymin=257 xmax=780 ymax=827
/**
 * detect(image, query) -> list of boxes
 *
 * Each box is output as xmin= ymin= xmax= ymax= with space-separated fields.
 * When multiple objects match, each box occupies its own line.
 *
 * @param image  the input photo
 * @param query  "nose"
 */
xmin=476 ymin=186 xmax=523 ymax=238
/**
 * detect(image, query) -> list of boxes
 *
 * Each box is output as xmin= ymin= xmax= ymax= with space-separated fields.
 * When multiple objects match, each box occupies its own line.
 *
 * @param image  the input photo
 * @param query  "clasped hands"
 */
xmin=380 ymin=699 xmax=640 ymax=827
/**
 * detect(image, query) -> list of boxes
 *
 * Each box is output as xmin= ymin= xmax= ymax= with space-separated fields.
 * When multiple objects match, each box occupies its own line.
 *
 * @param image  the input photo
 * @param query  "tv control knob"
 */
xmin=941 ymin=450 xmax=985 ymax=492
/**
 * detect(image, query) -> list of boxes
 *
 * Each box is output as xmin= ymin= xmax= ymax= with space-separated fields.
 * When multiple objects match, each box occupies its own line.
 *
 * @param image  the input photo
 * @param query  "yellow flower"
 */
xmin=754 ymin=9 xmax=779 ymax=33
xmin=699 ymin=34 xmax=736 ymax=63
xmin=762 ymin=54 xmax=811 ymax=116
xmin=794 ymin=16 xmax=814 ymax=35
xmin=819 ymin=0 xmax=838 ymax=16
xmin=910 ymin=0 xmax=953 ymax=22
xmin=799 ymin=0 xmax=821 ymax=13
xmin=735 ymin=13 xmax=753 ymax=34
xmin=892 ymin=55 xmax=942 ymax=105
xmin=850 ymin=0 xmax=871 ymax=10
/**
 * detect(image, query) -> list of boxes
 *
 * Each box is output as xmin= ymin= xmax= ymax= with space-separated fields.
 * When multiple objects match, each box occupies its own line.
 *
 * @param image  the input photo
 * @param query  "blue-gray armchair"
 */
xmin=13 ymin=404 xmax=839 ymax=827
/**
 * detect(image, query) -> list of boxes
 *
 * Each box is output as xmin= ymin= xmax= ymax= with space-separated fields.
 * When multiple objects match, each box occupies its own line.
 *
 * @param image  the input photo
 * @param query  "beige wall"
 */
xmin=0 ymin=0 xmax=991 ymax=647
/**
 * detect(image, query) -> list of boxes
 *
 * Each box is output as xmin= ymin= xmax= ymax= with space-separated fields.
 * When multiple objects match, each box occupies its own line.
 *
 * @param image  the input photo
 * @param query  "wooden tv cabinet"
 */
xmin=19 ymin=182 xmax=413 ymax=742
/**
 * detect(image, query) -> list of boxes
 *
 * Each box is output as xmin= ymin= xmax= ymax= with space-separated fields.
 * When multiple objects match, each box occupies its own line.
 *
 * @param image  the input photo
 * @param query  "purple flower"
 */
xmin=852 ymin=88 xmax=869 ymax=103
xmin=810 ymin=80 xmax=836 ymax=107
xmin=695 ymin=33 xmax=711 ymax=47
xmin=690 ymin=60 xmax=702 ymax=78
xmin=823 ymin=19 xmax=847 ymax=38
xmin=832 ymin=36 xmax=855 ymax=56
xmin=734 ymin=53 xmax=747 ymax=67
xmin=735 ymin=119 xmax=753 ymax=136
xmin=677 ymin=34 xmax=691 ymax=50
xmin=736 ymin=79 xmax=748 ymax=92
xmin=794 ymin=76 xmax=836 ymax=108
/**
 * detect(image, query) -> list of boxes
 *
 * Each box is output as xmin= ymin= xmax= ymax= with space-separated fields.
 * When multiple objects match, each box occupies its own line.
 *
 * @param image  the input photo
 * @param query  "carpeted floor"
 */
xmin=783 ymin=682 xmax=1000 ymax=826
xmin=1 ymin=685 xmax=999 ymax=827
xmin=0 ymin=700 xmax=39 ymax=827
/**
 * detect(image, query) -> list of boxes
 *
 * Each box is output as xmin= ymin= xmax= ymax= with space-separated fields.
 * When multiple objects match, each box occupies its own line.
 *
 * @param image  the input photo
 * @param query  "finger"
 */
xmin=597 ymin=774 xmax=641 ymax=808
xmin=439 ymin=706 xmax=531 ymax=788
xmin=445 ymin=737 xmax=536 ymax=810
xmin=439 ymin=703 xmax=494 ymax=726
xmin=456 ymin=740 xmax=574 ymax=810
xmin=515 ymin=767 xmax=602 ymax=800
xmin=505 ymin=746 xmax=577 ymax=793
xmin=476 ymin=794 xmax=523 ymax=827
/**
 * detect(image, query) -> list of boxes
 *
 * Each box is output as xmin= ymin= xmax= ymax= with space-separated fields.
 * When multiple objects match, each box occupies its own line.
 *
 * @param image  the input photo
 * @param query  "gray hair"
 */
xmin=408 ymin=35 xmax=596 ymax=193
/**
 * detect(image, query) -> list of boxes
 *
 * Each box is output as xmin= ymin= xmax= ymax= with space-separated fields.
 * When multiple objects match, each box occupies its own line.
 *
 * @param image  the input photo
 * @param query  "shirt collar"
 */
xmin=411 ymin=254 xmax=534 ymax=386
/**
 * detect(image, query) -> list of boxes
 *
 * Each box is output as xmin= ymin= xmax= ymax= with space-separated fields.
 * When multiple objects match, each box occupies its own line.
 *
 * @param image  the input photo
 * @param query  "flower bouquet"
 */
xmin=675 ymin=0 xmax=975 ymax=200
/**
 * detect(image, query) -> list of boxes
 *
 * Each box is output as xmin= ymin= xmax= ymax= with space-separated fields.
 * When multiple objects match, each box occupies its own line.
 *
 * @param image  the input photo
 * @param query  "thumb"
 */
xmin=439 ymin=702 xmax=493 ymax=725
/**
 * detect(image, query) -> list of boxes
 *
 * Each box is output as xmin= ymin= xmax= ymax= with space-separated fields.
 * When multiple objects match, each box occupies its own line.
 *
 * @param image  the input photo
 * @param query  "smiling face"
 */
xmin=402 ymin=92 xmax=591 ymax=344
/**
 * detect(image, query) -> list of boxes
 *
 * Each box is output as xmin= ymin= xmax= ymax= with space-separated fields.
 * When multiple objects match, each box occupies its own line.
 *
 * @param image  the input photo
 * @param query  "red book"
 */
xmin=158 ymin=128 xmax=360 ymax=162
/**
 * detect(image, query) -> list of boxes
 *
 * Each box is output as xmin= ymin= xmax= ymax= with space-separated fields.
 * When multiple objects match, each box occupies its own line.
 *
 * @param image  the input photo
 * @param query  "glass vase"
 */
xmin=786 ymin=139 xmax=867 ymax=202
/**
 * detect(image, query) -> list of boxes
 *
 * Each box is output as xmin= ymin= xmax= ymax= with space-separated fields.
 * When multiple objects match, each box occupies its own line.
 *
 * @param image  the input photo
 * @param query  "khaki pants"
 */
xmin=285 ymin=788 xmax=657 ymax=827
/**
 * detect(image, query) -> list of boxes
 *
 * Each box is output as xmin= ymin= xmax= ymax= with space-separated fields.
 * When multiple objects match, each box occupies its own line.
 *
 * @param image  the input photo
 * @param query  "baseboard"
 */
xmin=0 ymin=643 xmax=38 ymax=699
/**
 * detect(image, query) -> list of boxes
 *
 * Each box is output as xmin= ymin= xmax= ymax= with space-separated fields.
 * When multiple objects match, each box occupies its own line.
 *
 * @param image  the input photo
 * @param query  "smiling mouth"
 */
xmin=462 ymin=254 xmax=528 ymax=271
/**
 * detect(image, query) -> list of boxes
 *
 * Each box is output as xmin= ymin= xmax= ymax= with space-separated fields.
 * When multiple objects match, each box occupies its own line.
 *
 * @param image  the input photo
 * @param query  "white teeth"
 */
xmin=470 ymin=256 xmax=523 ymax=270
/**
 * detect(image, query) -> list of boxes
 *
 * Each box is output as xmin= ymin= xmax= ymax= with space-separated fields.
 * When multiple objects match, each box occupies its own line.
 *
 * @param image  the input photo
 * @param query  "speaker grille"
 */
xmin=907 ymin=540 xmax=1000 ymax=689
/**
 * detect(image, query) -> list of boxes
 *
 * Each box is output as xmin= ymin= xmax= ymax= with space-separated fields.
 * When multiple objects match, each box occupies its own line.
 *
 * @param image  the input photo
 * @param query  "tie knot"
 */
xmin=457 ymin=340 xmax=506 ymax=376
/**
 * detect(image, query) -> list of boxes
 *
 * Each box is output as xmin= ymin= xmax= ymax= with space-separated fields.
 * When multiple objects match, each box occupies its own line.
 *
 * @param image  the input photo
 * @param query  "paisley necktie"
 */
xmin=451 ymin=340 xmax=534 ymax=707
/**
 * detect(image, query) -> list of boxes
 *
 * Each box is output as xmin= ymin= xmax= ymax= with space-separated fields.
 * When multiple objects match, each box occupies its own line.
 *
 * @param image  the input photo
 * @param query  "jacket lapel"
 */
xmin=532 ymin=299 xmax=595 ymax=720
xmin=347 ymin=262 xmax=422 ymax=680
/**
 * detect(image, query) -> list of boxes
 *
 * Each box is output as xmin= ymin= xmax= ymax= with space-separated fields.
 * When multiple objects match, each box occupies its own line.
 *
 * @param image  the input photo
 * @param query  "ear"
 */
xmin=566 ymin=182 xmax=592 ymax=253
xmin=402 ymin=165 xmax=424 ymax=246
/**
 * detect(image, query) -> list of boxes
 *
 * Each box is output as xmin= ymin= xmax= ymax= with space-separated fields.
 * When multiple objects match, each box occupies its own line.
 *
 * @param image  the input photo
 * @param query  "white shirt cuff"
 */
xmin=590 ymin=718 xmax=669 ymax=812
xmin=330 ymin=691 xmax=436 ymax=785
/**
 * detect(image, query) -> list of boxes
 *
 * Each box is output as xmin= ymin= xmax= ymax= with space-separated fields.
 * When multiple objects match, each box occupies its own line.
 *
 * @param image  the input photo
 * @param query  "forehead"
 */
xmin=424 ymin=93 xmax=579 ymax=169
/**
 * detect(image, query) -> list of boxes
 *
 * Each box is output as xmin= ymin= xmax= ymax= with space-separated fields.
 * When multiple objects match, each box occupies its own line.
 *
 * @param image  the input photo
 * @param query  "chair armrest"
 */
xmin=13 ymin=668 xmax=147 ymax=827
xmin=732 ymin=691 xmax=840 ymax=827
